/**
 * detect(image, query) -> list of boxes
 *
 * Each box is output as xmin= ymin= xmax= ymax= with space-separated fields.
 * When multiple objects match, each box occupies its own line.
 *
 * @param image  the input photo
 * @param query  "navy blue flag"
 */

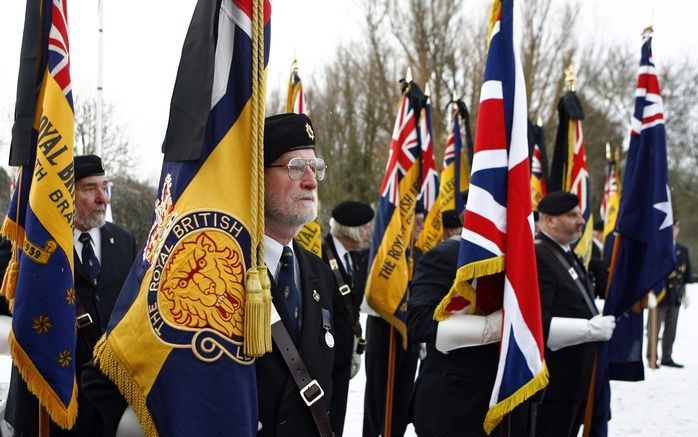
xmin=591 ymin=33 xmax=676 ymax=436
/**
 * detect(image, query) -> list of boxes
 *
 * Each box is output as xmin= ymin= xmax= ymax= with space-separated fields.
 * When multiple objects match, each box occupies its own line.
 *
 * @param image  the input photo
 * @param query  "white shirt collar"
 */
xmin=331 ymin=235 xmax=351 ymax=266
xmin=74 ymin=227 xmax=102 ymax=263
xmin=264 ymin=235 xmax=299 ymax=283
xmin=540 ymin=230 xmax=571 ymax=252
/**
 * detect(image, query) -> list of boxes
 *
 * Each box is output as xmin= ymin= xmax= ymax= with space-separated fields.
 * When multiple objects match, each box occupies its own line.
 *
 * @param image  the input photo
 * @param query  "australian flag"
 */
xmin=591 ymin=32 xmax=676 ymax=436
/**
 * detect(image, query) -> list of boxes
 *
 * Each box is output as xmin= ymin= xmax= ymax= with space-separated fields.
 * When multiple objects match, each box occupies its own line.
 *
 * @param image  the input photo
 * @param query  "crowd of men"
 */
xmin=0 ymin=113 xmax=692 ymax=437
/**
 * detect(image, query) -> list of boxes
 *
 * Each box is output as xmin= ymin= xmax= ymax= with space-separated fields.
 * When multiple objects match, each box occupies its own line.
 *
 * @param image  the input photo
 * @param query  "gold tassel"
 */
xmin=244 ymin=268 xmax=268 ymax=357
xmin=258 ymin=263 xmax=273 ymax=352
xmin=1 ymin=258 xmax=19 ymax=303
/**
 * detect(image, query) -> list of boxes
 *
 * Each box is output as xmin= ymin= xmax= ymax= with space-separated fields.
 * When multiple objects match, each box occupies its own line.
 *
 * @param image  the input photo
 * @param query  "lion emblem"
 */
xmin=159 ymin=231 xmax=245 ymax=338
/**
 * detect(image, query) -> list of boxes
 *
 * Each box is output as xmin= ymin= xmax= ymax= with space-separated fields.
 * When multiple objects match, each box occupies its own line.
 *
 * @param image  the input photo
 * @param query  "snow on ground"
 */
xmin=344 ymin=284 xmax=698 ymax=436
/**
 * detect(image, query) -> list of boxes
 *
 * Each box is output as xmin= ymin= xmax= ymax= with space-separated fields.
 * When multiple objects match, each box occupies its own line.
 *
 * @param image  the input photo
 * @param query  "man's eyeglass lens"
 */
xmin=272 ymin=158 xmax=326 ymax=181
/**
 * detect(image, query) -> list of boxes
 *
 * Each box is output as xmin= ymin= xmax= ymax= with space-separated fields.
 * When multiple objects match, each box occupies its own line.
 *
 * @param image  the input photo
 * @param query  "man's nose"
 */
xmin=300 ymin=167 xmax=318 ymax=189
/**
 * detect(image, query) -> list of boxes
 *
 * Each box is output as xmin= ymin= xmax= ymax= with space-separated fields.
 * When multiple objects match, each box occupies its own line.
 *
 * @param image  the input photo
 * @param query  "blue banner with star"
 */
xmin=1 ymin=0 xmax=77 ymax=429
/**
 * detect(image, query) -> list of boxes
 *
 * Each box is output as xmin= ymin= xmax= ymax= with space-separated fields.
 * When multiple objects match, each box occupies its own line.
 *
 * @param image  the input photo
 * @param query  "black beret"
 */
xmin=537 ymin=191 xmax=579 ymax=215
xmin=264 ymin=113 xmax=316 ymax=166
xmin=332 ymin=201 xmax=374 ymax=227
xmin=75 ymin=155 xmax=105 ymax=182
xmin=441 ymin=210 xmax=462 ymax=229
xmin=593 ymin=219 xmax=605 ymax=231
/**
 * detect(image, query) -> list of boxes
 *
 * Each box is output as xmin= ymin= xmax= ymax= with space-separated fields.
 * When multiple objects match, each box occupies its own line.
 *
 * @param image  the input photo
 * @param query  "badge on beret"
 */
xmin=305 ymin=123 xmax=314 ymax=140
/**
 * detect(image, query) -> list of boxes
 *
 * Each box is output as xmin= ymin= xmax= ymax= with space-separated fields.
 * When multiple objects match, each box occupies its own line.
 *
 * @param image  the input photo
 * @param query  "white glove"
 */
xmin=116 ymin=406 xmax=144 ymax=437
xmin=435 ymin=309 xmax=503 ymax=353
xmin=0 ymin=315 xmax=11 ymax=355
xmin=647 ymin=292 xmax=658 ymax=309
xmin=350 ymin=350 xmax=361 ymax=379
xmin=547 ymin=315 xmax=616 ymax=352
xmin=682 ymin=292 xmax=690 ymax=309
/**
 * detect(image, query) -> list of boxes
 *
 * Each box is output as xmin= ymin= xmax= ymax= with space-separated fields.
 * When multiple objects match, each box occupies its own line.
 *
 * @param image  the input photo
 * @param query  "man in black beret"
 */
xmin=322 ymin=200 xmax=374 ymax=436
xmin=534 ymin=191 xmax=615 ymax=437
xmin=255 ymin=113 xmax=338 ymax=437
xmin=6 ymin=155 xmax=137 ymax=437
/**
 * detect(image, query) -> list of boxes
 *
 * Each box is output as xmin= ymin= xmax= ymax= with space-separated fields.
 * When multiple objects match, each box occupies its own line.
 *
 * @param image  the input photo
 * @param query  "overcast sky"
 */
xmin=0 ymin=0 xmax=696 ymax=183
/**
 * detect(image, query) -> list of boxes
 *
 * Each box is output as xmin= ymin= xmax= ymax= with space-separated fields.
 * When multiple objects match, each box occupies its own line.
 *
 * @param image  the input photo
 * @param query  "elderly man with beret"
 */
xmin=256 ymin=113 xmax=337 ymax=437
xmin=5 ymin=155 xmax=137 ymax=437
xmin=534 ymin=191 xmax=616 ymax=437
xmin=322 ymin=200 xmax=374 ymax=436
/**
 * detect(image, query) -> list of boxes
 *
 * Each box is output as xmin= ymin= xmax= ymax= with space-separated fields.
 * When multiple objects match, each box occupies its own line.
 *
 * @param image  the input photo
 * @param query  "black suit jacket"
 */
xmin=407 ymin=238 xmax=500 ymax=436
xmin=5 ymin=222 xmax=137 ymax=437
xmin=255 ymin=242 xmax=336 ymax=437
xmin=661 ymin=242 xmax=692 ymax=306
xmin=535 ymin=233 xmax=597 ymax=401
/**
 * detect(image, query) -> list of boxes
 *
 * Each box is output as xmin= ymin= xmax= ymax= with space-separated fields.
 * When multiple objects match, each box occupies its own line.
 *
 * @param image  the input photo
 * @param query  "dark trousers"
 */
xmin=647 ymin=305 xmax=681 ymax=362
xmin=362 ymin=316 xmax=419 ymax=437
xmin=536 ymin=398 xmax=585 ymax=437
xmin=330 ymin=361 xmax=351 ymax=436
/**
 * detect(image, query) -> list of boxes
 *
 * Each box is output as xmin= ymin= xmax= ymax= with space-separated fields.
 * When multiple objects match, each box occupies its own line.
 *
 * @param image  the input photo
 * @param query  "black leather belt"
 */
xmin=271 ymin=316 xmax=334 ymax=437
xmin=75 ymin=296 xmax=102 ymax=350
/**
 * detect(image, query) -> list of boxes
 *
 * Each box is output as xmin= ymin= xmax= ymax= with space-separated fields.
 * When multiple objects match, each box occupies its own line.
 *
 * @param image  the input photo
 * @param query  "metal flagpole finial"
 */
xmin=405 ymin=67 xmax=413 ymax=83
xmin=451 ymin=91 xmax=459 ymax=111
xmin=425 ymin=83 xmax=431 ymax=97
xmin=642 ymin=25 xmax=654 ymax=39
xmin=536 ymin=116 xmax=543 ymax=127
xmin=292 ymin=58 xmax=298 ymax=73
xmin=606 ymin=142 xmax=612 ymax=160
xmin=564 ymin=64 xmax=577 ymax=92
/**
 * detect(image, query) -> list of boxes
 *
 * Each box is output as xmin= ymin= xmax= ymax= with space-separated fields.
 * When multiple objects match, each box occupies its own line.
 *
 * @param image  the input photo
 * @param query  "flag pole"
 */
xmin=582 ymin=233 xmax=622 ymax=436
xmin=383 ymin=326 xmax=396 ymax=437
xmin=38 ymin=405 xmax=49 ymax=437
xmin=648 ymin=308 xmax=658 ymax=368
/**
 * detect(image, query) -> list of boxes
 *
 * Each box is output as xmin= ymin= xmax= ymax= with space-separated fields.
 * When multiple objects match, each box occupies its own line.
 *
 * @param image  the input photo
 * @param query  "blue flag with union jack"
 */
xmin=93 ymin=1 xmax=271 ymax=435
xmin=591 ymin=32 xmax=676 ymax=437
xmin=1 ymin=0 xmax=77 ymax=428
xmin=365 ymin=80 xmax=423 ymax=346
xmin=434 ymin=0 xmax=547 ymax=432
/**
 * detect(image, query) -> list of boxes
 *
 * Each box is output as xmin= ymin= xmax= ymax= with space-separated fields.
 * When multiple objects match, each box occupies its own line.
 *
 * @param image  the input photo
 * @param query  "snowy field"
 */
xmin=344 ymin=284 xmax=698 ymax=436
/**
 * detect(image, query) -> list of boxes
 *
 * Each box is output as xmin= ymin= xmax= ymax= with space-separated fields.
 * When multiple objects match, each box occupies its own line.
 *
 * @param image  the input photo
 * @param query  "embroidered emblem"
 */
xmin=58 ymin=349 xmax=72 ymax=367
xmin=143 ymin=174 xmax=176 ymax=264
xmin=65 ymin=288 xmax=76 ymax=305
xmin=147 ymin=210 xmax=254 ymax=365
xmin=33 ymin=315 xmax=52 ymax=334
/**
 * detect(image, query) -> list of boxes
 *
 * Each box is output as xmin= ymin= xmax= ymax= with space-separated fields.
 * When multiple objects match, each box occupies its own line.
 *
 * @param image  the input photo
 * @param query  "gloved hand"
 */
xmin=548 ymin=315 xmax=616 ymax=351
xmin=588 ymin=315 xmax=616 ymax=341
xmin=435 ymin=309 xmax=503 ymax=353
xmin=350 ymin=351 xmax=361 ymax=379
xmin=682 ymin=292 xmax=690 ymax=309
xmin=647 ymin=292 xmax=658 ymax=309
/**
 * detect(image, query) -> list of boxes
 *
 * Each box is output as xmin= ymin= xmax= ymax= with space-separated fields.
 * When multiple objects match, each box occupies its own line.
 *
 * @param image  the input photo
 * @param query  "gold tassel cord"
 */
xmin=244 ymin=0 xmax=271 ymax=357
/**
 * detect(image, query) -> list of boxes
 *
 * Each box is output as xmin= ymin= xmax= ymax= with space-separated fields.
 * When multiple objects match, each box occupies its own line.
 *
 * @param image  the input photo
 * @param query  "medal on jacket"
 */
xmin=568 ymin=267 xmax=579 ymax=280
xmin=321 ymin=308 xmax=334 ymax=348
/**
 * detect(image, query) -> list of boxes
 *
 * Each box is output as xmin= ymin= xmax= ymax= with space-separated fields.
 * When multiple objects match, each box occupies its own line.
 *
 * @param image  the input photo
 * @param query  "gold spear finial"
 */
xmin=405 ymin=67 xmax=413 ymax=83
xmin=425 ymin=83 xmax=431 ymax=97
xmin=451 ymin=91 xmax=459 ymax=111
xmin=606 ymin=142 xmax=612 ymax=160
xmin=642 ymin=25 xmax=654 ymax=39
xmin=292 ymin=58 xmax=298 ymax=73
xmin=536 ymin=116 xmax=543 ymax=127
xmin=564 ymin=64 xmax=577 ymax=92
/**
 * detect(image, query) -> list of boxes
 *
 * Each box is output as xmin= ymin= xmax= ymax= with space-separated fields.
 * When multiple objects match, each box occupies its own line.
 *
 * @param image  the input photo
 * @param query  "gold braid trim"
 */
xmin=93 ymin=336 xmax=158 ymax=437
xmin=483 ymin=363 xmax=549 ymax=435
xmin=9 ymin=330 xmax=78 ymax=429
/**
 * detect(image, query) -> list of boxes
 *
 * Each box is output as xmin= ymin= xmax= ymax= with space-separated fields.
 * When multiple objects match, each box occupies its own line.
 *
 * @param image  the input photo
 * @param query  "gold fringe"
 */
xmin=243 ymin=268 xmax=269 ymax=357
xmin=483 ymin=362 xmax=549 ymax=435
xmin=93 ymin=337 xmax=158 ymax=437
xmin=433 ymin=257 xmax=505 ymax=321
xmin=8 ymin=330 xmax=78 ymax=430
